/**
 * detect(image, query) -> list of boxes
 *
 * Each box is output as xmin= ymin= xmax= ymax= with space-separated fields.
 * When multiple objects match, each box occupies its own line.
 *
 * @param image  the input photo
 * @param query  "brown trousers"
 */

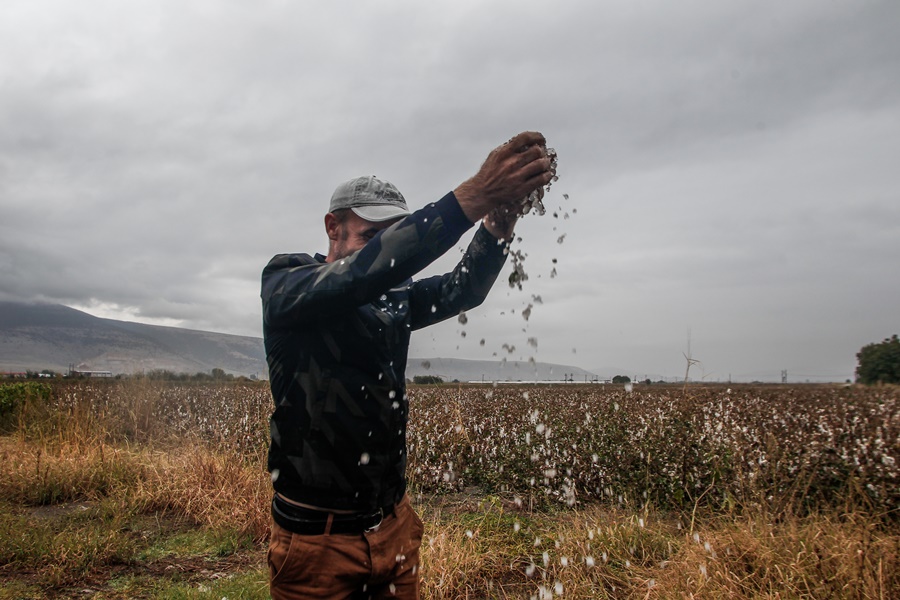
xmin=268 ymin=494 xmax=424 ymax=600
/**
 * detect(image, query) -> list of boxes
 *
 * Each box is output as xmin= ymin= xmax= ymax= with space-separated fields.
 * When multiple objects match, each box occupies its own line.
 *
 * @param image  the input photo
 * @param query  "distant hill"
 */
xmin=406 ymin=357 xmax=600 ymax=383
xmin=0 ymin=302 xmax=600 ymax=381
xmin=0 ymin=302 xmax=266 ymax=377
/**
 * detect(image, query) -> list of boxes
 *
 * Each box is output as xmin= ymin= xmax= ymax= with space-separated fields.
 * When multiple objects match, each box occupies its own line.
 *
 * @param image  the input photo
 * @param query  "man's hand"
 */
xmin=483 ymin=202 xmax=520 ymax=241
xmin=454 ymin=131 xmax=554 ymax=225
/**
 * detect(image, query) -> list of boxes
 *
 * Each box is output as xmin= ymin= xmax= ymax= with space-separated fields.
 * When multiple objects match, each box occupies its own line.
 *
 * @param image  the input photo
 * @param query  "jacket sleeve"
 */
xmin=408 ymin=223 xmax=509 ymax=331
xmin=261 ymin=191 xmax=475 ymax=328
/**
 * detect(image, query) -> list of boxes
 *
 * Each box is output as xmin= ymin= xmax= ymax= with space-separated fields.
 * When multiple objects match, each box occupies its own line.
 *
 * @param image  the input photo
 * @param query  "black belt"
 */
xmin=272 ymin=495 xmax=396 ymax=535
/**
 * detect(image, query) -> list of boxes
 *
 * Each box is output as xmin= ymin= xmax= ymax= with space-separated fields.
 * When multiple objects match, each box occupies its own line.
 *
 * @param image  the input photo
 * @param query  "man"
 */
xmin=261 ymin=131 xmax=553 ymax=599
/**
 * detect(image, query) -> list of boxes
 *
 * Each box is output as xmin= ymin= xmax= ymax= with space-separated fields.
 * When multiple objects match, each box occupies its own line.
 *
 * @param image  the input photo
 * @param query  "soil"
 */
xmin=1 ymin=507 xmax=265 ymax=599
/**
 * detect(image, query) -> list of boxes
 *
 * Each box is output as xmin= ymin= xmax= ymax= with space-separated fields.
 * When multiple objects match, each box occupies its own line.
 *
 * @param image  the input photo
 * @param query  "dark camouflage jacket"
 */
xmin=261 ymin=191 xmax=508 ymax=511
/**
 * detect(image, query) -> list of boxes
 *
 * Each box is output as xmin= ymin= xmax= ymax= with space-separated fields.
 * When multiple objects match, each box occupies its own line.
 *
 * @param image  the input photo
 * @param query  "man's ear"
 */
xmin=325 ymin=212 xmax=340 ymax=241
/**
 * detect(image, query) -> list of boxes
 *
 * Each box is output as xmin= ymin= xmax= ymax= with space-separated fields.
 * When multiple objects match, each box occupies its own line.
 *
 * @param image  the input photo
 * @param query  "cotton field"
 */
xmin=45 ymin=380 xmax=899 ymax=514
xmin=406 ymin=384 xmax=899 ymax=513
xmin=5 ymin=378 xmax=899 ymax=597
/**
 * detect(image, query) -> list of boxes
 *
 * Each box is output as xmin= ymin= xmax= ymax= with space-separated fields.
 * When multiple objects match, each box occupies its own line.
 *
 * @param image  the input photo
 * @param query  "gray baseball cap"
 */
xmin=328 ymin=176 xmax=411 ymax=223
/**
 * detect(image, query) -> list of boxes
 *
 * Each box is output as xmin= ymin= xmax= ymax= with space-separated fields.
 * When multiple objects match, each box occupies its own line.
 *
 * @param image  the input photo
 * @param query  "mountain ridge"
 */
xmin=405 ymin=356 xmax=601 ymax=383
xmin=0 ymin=301 xmax=265 ymax=377
xmin=0 ymin=302 xmax=609 ymax=381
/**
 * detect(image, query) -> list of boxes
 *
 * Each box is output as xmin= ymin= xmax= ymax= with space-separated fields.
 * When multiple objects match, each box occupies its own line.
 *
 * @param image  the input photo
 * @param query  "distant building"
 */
xmin=71 ymin=370 xmax=113 ymax=378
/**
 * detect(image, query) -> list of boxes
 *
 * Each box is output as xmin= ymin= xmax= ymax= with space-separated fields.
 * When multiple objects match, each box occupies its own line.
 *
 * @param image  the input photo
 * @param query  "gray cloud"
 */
xmin=2 ymin=0 xmax=898 ymax=381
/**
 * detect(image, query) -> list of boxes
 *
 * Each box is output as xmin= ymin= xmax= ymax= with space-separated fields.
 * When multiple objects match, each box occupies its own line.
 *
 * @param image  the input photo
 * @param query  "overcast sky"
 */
xmin=2 ymin=0 xmax=898 ymax=382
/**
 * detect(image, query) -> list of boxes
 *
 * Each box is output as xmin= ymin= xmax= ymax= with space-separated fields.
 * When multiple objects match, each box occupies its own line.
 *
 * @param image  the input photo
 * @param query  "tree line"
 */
xmin=856 ymin=334 xmax=900 ymax=384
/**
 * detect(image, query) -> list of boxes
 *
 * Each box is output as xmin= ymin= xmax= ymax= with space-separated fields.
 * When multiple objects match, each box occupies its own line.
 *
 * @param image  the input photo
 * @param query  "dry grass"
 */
xmin=0 ymin=436 xmax=271 ymax=543
xmin=652 ymin=512 xmax=900 ymax=599
xmin=416 ymin=494 xmax=900 ymax=599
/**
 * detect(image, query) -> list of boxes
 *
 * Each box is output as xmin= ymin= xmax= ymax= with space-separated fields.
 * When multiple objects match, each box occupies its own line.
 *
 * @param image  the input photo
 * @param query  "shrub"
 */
xmin=0 ymin=381 xmax=52 ymax=432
